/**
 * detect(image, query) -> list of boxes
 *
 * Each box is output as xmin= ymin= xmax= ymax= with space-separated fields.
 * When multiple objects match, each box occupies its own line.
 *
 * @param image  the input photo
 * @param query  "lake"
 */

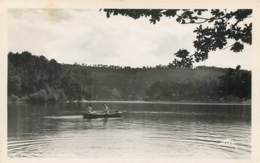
xmin=8 ymin=102 xmax=251 ymax=158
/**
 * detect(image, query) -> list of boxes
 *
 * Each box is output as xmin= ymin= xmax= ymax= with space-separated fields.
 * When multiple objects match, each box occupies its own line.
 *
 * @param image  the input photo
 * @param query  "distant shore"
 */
xmin=66 ymin=100 xmax=251 ymax=106
xmin=8 ymin=97 xmax=251 ymax=106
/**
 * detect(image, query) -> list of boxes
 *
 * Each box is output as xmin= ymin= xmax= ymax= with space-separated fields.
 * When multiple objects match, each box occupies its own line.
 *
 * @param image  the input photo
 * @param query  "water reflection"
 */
xmin=8 ymin=102 xmax=251 ymax=158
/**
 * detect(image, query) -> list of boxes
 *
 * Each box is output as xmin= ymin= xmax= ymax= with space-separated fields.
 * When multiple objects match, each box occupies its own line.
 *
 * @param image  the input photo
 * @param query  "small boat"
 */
xmin=83 ymin=112 xmax=122 ymax=119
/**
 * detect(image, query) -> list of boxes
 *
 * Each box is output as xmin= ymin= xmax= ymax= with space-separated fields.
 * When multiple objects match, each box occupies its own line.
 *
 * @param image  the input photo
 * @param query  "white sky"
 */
xmin=8 ymin=9 xmax=253 ymax=70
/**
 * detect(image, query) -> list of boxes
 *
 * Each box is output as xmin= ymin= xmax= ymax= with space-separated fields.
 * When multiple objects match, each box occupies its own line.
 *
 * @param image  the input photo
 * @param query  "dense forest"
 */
xmin=8 ymin=51 xmax=251 ymax=103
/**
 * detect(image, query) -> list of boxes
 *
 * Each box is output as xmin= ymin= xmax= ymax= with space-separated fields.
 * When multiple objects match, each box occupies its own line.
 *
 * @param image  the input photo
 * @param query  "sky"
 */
xmin=8 ymin=9 xmax=253 ymax=70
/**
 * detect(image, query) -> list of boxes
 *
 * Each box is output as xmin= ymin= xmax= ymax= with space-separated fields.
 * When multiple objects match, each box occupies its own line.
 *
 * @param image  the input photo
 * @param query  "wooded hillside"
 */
xmin=8 ymin=51 xmax=251 ymax=103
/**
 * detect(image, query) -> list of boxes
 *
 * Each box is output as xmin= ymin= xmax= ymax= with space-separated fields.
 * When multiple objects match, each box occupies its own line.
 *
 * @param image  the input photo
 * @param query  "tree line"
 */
xmin=8 ymin=51 xmax=251 ymax=103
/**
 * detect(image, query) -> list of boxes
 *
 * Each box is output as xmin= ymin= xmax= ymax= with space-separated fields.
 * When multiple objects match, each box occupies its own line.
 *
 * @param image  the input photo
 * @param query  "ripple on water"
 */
xmin=8 ymin=103 xmax=251 ymax=158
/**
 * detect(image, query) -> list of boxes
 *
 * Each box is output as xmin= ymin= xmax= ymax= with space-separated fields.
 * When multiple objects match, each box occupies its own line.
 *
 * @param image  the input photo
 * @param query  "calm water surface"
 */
xmin=8 ymin=102 xmax=251 ymax=158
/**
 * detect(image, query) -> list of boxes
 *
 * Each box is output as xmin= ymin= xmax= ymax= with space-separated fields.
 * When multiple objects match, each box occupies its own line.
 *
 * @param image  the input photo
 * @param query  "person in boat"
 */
xmin=87 ymin=105 xmax=96 ymax=114
xmin=104 ymin=104 xmax=110 ymax=114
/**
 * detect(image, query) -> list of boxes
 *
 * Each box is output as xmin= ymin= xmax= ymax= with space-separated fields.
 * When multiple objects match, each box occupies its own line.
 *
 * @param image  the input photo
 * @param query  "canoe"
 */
xmin=83 ymin=112 xmax=122 ymax=119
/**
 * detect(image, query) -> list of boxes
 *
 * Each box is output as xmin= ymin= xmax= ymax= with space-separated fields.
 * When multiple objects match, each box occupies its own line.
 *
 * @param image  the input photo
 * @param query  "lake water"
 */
xmin=8 ymin=102 xmax=251 ymax=158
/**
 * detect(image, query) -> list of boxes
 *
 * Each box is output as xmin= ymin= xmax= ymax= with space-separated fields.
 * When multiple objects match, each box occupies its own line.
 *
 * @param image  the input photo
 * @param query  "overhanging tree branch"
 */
xmin=101 ymin=9 xmax=252 ymax=68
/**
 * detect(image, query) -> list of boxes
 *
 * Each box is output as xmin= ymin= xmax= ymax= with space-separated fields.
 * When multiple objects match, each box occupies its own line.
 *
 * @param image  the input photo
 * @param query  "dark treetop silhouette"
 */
xmin=8 ymin=52 xmax=251 ymax=103
xmin=102 ymin=9 xmax=252 ymax=68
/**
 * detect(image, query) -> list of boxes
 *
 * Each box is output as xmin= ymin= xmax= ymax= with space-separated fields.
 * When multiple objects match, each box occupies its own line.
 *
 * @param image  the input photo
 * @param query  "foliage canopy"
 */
xmin=8 ymin=52 xmax=251 ymax=102
xmin=102 ymin=9 xmax=252 ymax=68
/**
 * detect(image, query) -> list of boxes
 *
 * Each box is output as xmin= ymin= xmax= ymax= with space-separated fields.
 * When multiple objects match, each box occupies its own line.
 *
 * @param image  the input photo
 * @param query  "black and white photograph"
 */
xmin=4 ymin=7 xmax=255 ymax=160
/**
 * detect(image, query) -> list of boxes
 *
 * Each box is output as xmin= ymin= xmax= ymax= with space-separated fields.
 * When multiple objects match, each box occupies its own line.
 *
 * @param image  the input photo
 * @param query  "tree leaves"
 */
xmin=235 ymin=9 xmax=252 ymax=21
xmin=231 ymin=42 xmax=244 ymax=52
xmin=169 ymin=49 xmax=194 ymax=68
xmin=102 ymin=9 xmax=252 ymax=68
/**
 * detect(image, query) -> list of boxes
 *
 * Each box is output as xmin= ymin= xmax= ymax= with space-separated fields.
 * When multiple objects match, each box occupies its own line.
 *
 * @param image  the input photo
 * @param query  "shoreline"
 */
xmin=67 ymin=100 xmax=251 ymax=106
xmin=8 ymin=98 xmax=251 ymax=106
